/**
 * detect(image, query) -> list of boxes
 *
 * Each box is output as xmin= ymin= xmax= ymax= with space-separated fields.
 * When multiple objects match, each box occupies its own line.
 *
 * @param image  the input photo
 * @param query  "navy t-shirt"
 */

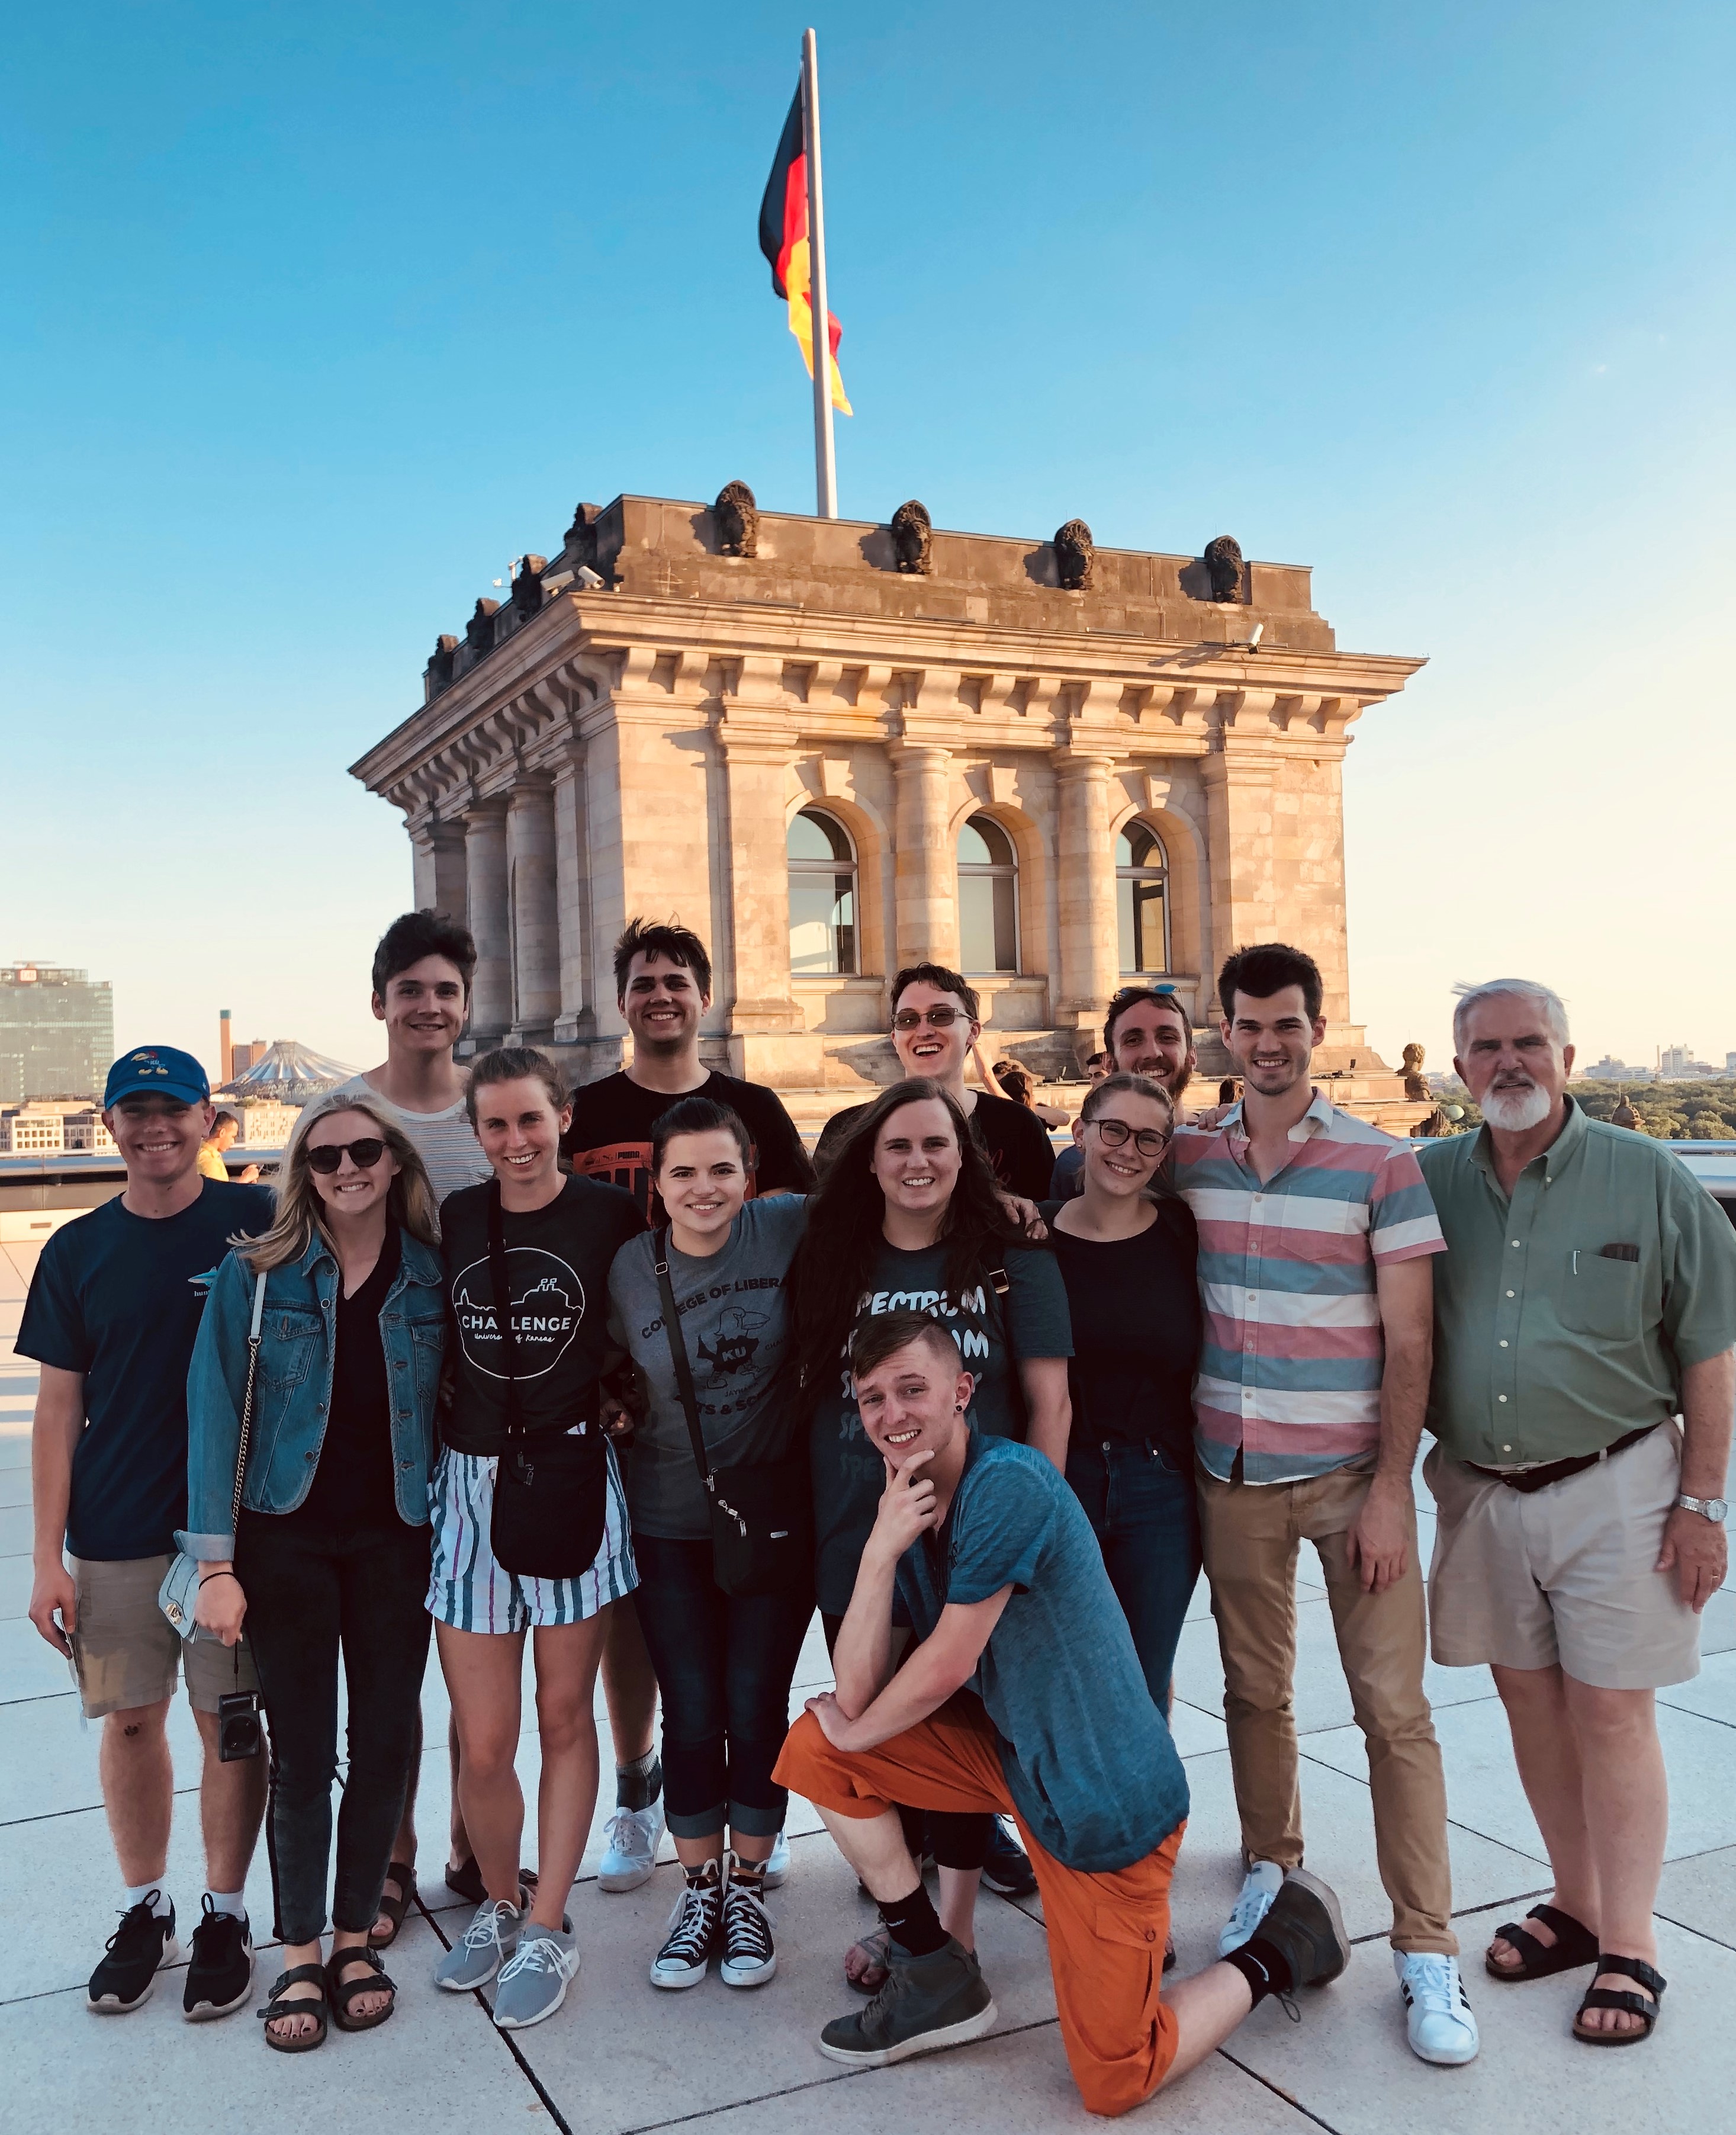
xmin=895 ymin=1433 xmax=1190 ymax=1873
xmin=17 ymin=1180 xmax=277 ymax=1561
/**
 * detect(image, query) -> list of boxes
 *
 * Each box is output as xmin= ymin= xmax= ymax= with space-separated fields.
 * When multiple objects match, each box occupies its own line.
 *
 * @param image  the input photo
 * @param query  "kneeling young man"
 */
xmin=776 ymin=1312 xmax=1352 ymax=2117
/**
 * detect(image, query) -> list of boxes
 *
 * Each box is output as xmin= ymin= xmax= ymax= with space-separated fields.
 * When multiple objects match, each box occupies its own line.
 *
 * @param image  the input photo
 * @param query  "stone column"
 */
xmin=506 ymin=782 xmax=560 ymax=1041
xmin=1200 ymin=697 xmax=1280 ymax=1014
xmin=890 ymin=743 xmax=958 ymax=968
xmin=1053 ymin=750 xmax=1120 ymax=1048
xmin=462 ymin=800 xmax=510 ymax=1044
xmin=551 ymin=746 xmax=592 ymax=1049
xmin=715 ymin=727 xmax=815 ymax=1084
xmin=410 ymin=818 xmax=468 ymax=924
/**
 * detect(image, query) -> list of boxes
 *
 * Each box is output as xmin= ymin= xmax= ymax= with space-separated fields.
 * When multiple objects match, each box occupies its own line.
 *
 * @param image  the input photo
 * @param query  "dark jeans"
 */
xmin=236 ymin=1513 xmax=432 ymax=1943
xmin=633 ymin=1534 xmax=814 ymax=1841
xmin=1065 ymin=1437 xmax=1201 ymax=1713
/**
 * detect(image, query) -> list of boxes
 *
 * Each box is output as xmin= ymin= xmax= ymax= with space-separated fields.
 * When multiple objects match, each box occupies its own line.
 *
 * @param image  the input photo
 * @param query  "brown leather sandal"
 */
xmin=1573 ymin=1954 xmax=1664 ymax=2046
xmin=326 ymin=1946 xmax=397 ymax=2033
xmin=258 ymin=1963 xmax=327 ymax=2052
xmin=369 ymin=1860 xmax=416 ymax=1949
xmin=1484 ymin=1902 xmax=1598 ymax=1981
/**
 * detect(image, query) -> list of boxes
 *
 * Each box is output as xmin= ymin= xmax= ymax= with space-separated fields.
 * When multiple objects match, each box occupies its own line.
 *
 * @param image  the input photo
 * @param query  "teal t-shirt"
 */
xmin=895 ymin=1433 xmax=1189 ymax=1873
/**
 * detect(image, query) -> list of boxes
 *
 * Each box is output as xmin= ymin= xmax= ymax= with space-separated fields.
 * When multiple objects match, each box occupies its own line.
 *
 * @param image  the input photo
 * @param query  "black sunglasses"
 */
xmin=305 ymin=1137 xmax=387 ymax=1174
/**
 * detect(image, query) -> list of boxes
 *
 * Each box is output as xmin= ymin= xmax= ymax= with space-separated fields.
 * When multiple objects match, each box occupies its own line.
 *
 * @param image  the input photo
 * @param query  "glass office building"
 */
xmin=0 ymin=964 xmax=115 ymax=1101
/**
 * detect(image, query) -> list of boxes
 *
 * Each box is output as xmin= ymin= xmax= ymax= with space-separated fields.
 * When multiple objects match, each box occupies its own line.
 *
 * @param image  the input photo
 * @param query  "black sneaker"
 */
xmin=183 ymin=1896 xmax=254 ymax=2019
xmin=88 ymin=1895 xmax=179 ymax=2014
xmin=980 ymin=1816 xmax=1037 ymax=1897
xmin=650 ymin=1866 xmax=723 ymax=1990
xmin=1257 ymin=1869 xmax=1351 ymax=1992
xmin=719 ymin=1864 xmax=776 ymax=1989
xmin=818 ymin=1935 xmax=997 ymax=2067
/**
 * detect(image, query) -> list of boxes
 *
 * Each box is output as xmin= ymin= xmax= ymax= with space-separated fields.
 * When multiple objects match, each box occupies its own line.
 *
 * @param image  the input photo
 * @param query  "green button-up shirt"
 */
xmin=1416 ymin=1097 xmax=1736 ymax=1464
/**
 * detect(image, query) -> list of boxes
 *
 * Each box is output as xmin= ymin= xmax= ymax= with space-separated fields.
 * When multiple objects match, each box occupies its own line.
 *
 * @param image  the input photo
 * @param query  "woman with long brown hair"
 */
xmin=185 ymin=1093 xmax=445 ymax=2050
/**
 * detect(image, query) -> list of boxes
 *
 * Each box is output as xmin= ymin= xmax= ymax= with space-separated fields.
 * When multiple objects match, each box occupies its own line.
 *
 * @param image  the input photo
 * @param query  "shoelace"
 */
xmin=1226 ymin=1882 xmax=1277 ymax=1938
xmin=499 ymin=1934 xmax=569 ymax=1983
xmin=1404 ymin=1957 xmax=1470 ymax=2017
xmin=603 ymin=1807 xmax=655 ymax=1857
xmin=462 ymin=1902 xmax=516 ymax=1951
xmin=104 ymin=1900 xmax=163 ymax=1956
xmin=659 ymin=1884 xmax=720 ymax=1965
xmin=722 ymin=1885 xmax=773 ymax=1963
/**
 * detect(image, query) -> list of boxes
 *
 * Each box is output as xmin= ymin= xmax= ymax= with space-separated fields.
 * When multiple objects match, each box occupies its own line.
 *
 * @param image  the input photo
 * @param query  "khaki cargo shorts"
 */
xmin=69 ymin=1555 xmax=261 ymax=1721
xmin=1423 ymin=1425 xmax=1700 ymax=1691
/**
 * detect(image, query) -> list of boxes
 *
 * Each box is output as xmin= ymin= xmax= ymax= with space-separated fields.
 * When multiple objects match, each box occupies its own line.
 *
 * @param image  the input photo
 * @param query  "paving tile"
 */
xmin=1167 ymin=1696 xmax=1229 ymax=1761
xmin=0 ymin=1686 xmax=212 ymax=1825
xmin=505 ymin=1832 xmax=1059 ymax=2133
xmin=657 ymin=2015 xmax=1313 ymax=2134
xmin=1308 ymin=1695 xmax=1736 ymax=1864
xmin=1659 ymin=1645 xmax=1736 ymax=1729
xmin=0 ymin=1436 xmax=32 ymax=1473
xmin=1217 ymin=1900 xmax=1736 ymax=2134
xmin=0 ymin=1503 xmax=31 ymax=1555
xmin=1698 ymin=1584 xmax=1736 ymax=1656
xmin=0 ymin=1469 xmax=29 ymax=1509
xmin=0 ymin=1615 xmax=79 ymax=1704
xmin=0 ymin=1554 xmax=34 ymax=1619
xmin=1655 ymin=1843 xmax=1736 ymax=1951
xmin=1 ymin=1916 xmax=534 ymax=2135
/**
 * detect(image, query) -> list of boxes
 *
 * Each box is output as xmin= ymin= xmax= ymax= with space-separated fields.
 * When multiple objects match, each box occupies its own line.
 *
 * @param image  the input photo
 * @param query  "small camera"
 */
xmin=217 ymin=1690 xmax=263 ymax=1764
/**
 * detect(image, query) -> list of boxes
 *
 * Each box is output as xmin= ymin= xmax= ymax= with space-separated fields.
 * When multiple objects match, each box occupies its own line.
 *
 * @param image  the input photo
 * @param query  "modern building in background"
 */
xmin=0 ymin=964 xmax=114 ymax=1102
xmin=0 ymin=1100 xmax=117 ymax=1154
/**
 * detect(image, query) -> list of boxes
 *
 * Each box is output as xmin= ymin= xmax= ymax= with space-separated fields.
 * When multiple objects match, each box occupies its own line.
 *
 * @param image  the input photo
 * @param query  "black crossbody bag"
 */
xmin=486 ymin=1181 xmax=607 ymax=1579
xmin=653 ymin=1231 xmax=812 ymax=1597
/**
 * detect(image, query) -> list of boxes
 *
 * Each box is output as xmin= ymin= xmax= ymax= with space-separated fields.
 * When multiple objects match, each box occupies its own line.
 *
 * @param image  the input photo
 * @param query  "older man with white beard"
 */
xmin=1417 ymin=979 xmax=1736 ymax=2050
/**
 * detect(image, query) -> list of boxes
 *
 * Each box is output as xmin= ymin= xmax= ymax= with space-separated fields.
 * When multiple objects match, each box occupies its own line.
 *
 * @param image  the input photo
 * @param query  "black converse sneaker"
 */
xmin=719 ymin=1857 xmax=776 ymax=1989
xmin=88 ymin=1895 xmax=179 ymax=2014
xmin=650 ymin=1863 xmax=722 ymax=1990
xmin=183 ymin=1896 xmax=255 ymax=2019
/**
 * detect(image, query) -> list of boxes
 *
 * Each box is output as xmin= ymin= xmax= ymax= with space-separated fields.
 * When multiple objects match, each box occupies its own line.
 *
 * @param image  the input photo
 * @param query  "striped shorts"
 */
xmin=426 ymin=1442 xmax=638 ymax=1633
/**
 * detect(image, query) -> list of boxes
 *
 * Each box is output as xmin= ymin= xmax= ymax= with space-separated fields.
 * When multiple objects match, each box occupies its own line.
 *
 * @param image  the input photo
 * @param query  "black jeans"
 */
xmin=632 ymin=1534 xmax=813 ymax=1841
xmin=1065 ymin=1436 xmax=1202 ymax=1714
xmin=235 ymin=1512 xmax=432 ymax=1943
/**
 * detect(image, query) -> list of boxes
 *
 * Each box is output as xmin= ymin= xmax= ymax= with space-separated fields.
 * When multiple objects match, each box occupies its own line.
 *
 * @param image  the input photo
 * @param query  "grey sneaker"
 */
xmin=493 ymin=1925 xmax=580 ymax=2030
xmin=1258 ymin=1869 xmax=1351 ymax=1992
xmin=818 ymin=1935 xmax=996 ymax=2067
xmin=434 ymin=1898 xmax=520 ymax=1992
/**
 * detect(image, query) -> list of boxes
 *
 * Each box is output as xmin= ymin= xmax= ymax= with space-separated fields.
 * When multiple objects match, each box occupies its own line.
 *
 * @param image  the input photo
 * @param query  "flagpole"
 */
xmin=801 ymin=27 xmax=838 ymax=519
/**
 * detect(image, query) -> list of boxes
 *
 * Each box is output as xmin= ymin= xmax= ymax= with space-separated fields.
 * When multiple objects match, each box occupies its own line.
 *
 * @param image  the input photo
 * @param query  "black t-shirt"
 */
xmin=287 ymin=1225 xmax=402 ymax=1534
xmin=16 ymin=1179 xmax=277 ymax=1561
xmin=561 ymin=1069 xmax=814 ymax=1221
xmin=439 ymin=1176 xmax=645 ymax=1455
xmin=815 ymin=1088 xmax=1055 ymax=1201
xmin=1039 ymin=1197 xmax=1201 ymax=1463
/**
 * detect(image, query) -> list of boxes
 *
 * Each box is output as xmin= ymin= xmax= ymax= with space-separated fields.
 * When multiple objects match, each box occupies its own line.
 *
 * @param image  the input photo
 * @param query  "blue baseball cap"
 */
xmin=104 ymin=1046 xmax=211 ymax=1109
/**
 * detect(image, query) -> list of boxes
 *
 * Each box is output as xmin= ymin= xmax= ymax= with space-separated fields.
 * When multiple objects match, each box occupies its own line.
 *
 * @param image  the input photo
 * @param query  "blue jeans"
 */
xmin=1065 ymin=1438 xmax=1201 ymax=1713
xmin=632 ymin=1534 xmax=814 ymax=1841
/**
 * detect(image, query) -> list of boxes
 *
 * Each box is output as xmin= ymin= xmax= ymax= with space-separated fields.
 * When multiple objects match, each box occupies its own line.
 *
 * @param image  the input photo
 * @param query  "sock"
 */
xmin=729 ymin=1856 xmax=767 ymax=1895
xmin=877 ymin=1881 xmax=948 ymax=1959
xmin=1226 ymin=1933 xmax=1295 ymax=2008
xmin=683 ymin=1858 xmax=721 ymax=1890
xmin=204 ymin=1889 xmax=247 ymax=1921
xmin=124 ymin=1883 xmax=171 ymax=1918
xmin=616 ymin=1749 xmax=662 ymax=1813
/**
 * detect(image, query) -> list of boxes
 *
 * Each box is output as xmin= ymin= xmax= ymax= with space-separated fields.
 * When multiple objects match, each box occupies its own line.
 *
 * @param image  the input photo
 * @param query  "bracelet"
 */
xmin=198 ymin=1570 xmax=240 ymax=1588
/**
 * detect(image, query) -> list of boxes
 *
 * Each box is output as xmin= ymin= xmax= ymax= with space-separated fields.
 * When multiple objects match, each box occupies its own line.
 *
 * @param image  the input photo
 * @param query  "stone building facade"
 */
xmin=350 ymin=492 xmax=1424 ymax=1120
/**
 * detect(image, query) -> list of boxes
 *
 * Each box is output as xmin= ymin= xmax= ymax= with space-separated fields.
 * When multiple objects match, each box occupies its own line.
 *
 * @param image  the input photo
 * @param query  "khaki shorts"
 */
xmin=69 ymin=1555 xmax=261 ymax=1721
xmin=1424 ymin=1425 xmax=1700 ymax=1691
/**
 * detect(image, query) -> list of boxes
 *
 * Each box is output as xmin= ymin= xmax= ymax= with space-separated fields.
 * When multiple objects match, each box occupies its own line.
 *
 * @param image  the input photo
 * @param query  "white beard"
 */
xmin=1481 ymin=1081 xmax=1553 ymax=1132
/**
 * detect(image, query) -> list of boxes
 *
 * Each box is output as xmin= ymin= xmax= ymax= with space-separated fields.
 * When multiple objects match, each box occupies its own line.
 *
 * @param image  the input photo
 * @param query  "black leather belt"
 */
xmin=1462 ymin=1422 xmax=1659 ymax=1494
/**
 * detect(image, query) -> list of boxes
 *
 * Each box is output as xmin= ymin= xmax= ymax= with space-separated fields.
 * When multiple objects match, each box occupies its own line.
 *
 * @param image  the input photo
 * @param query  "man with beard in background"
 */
xmin=1052 ymin=989 xmax=1198 ymax=1200
xmin=1418 ymin=980 xmax=1736 ymax=2049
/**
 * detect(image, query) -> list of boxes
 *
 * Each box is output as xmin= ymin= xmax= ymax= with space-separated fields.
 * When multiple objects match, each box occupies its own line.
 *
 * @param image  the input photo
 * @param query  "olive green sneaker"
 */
xmin=817 ymin=1935 xmax=996 ymax=2068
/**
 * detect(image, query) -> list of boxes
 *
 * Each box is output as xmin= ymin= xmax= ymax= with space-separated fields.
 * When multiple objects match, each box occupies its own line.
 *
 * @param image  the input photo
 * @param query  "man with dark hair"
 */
xmin=813 ymin=962 xmax=1055 ymax=1200
xmin=196 ymin=1109 xmax=257 ymax=1184
xmin=1168 ymin=942 xmax=1477 ymax=2066
xmin=561 ymin=916 xmax=813 ymax=1896
xmin=1103 ymin=985 xmax=1197 ymax=1110
xmin=776 ymin=1311 xmax=1351 ymax=2110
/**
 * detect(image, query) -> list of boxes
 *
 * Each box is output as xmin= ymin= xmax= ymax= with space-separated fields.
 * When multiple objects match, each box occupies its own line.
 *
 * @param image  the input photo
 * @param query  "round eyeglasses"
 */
xmin=1089 ymin=1118 xmax=1170 ymax=1158
xmin=305 ymin=1137 xmax=387 ymax=1174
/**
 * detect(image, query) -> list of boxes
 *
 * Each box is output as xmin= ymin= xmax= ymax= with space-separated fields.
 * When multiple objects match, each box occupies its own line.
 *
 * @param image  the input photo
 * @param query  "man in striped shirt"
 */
xmin=1171 ymin=944 xmax=1477 ymax=2068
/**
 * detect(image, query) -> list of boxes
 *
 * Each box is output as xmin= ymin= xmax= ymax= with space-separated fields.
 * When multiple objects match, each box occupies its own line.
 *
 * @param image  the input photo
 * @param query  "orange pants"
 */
xmin=775 ymin=1699 xmax=1184 ymax=2118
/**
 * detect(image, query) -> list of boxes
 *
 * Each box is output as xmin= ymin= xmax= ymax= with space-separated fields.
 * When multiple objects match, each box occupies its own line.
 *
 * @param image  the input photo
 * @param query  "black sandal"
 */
xmin=1485 ymin=1902 xmax=1599 ymax=1981
xmin=326 ymin=1946 xmax=397 ymax=2033
xmin=1573 ymin=1954 xmax=1665 ymax=2046
xmin=258 ymin=1964 xmax=328 ymax=2053
xmin=369 ymin=1860 xmax=415 ymax=1949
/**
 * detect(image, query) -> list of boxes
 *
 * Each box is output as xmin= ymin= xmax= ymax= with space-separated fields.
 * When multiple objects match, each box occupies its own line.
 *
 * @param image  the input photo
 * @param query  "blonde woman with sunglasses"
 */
xmin=184 ymin=1094 xmax=445 ymax=2051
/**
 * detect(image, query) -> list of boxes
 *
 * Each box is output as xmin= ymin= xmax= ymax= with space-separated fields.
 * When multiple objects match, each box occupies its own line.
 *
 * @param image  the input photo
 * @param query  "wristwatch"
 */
xmin=1676 ymin=1493 xmax=1729 ymax=1524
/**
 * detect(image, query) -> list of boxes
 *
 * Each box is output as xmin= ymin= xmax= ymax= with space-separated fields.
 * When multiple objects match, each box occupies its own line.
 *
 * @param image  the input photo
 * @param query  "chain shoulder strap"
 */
xmin=229 ymin=1269 xmax=268 ymax=1535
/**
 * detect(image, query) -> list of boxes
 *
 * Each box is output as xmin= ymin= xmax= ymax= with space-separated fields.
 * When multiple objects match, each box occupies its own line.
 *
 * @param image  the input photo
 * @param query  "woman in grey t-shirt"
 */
xmin=606 ymin=1097 xmax=812 ymax=1998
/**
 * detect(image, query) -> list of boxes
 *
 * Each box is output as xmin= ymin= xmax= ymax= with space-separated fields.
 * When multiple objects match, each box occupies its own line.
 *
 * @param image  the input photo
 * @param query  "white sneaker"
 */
xmin=597 ymin=1799 xmax=665 ymax=1893
xmin=493 ymin=1925 xmax=580 ymax=2030
xmin=1396 ymin=1952 xmax=1479 ymax=2065
xmin=1218 ymin=1860 xmax=1285 ymax=1957
xmin=761 ymin=1828 xmax=792 ymax=1890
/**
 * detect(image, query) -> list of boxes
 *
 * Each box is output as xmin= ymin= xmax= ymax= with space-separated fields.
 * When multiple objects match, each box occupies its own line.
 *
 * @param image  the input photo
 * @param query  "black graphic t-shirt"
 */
xmin=439 ymin=1176 xmax=645 ymax=1456
xmin=561 ymin=1069 xmax=814 ymax=1221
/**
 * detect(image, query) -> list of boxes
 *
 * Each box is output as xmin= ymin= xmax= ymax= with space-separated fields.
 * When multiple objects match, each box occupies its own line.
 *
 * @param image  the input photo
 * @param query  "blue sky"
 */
xmin=5 ymin=2 xmax=1731 ymax=1078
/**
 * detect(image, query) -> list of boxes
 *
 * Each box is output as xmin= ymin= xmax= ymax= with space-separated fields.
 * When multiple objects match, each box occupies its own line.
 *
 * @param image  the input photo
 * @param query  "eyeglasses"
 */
xmin=1089 ymin=1118 xmax=1170 ymax=1157
xmin=305 ymin=1138 xmax=387 ymax=1174
xmin=892 ymin=1007 xmax=966 ymax=1031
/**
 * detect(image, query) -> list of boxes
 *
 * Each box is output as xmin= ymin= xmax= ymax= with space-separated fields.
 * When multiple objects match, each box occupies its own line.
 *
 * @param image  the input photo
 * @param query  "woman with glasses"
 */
xmin=187 ymin=1096 xmax=445 ymax=2050
xmin=1041 ymin=1074 xmax=1202 ymax=1715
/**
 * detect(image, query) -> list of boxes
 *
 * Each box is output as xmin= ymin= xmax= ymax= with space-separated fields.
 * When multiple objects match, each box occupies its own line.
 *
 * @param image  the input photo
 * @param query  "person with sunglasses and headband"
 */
xmin=185 ymin=1095 xmax=445 ymax=2051
xmin=1041 ymin=1076 xmax=1202 ymax=1719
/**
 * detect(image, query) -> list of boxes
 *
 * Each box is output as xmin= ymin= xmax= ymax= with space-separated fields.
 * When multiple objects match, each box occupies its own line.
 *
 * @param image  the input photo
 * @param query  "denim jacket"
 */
xmin=180 ymin=1226 xmax=445 ymax=1560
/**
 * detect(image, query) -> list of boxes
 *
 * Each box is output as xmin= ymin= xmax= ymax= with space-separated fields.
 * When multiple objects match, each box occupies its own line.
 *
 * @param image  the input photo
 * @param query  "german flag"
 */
xmin=758 ymin=86 xmax=852 ymax=415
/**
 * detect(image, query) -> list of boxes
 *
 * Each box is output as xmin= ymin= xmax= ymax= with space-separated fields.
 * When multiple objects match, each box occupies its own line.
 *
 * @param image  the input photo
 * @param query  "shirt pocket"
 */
xmin=260 ymin=1308 xmax=323 ymax=1392
xmin=1557 ymin=1251 xmax=1641 ymax=1341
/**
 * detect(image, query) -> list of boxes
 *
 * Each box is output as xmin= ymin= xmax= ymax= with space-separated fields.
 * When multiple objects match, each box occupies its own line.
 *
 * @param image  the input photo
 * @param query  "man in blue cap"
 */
xmin=21 ymin=1046 xmax=277 ymax=2019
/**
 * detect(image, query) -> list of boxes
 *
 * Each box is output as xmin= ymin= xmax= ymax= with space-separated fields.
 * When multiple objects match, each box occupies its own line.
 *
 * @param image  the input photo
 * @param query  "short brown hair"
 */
xmin=465 ymin=1046 xmax=568 ymax=1127
xmin=1104 ymin=986 xmax=1191 ymax=1054
xmin=890 ymin=962 xmax=980 ymax=1025
xmin=614 ymin=918 xmax=712 ymax=1001
xmin=849 ymin=1310 xmax=962 ymax=1385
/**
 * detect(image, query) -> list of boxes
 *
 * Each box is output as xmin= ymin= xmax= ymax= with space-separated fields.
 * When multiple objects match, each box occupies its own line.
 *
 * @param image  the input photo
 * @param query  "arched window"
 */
xmin=1117 ymin=822 xmax=1169 ymax=974
xmin=957 ymin=816 xmax=1019 ymax=973
xmin=787 ymin=808 xmax=858 ymax=975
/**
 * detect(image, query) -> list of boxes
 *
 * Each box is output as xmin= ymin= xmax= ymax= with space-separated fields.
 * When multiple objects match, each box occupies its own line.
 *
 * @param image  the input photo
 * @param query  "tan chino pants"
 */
xmin=1197 ymin=1457 xmax=1457 ymax=1953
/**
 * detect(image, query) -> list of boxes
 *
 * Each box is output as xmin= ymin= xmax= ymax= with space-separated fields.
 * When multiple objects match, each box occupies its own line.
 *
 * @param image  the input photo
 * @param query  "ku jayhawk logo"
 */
xmin=696 ymin=1306 xmax=768 ymax=1382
